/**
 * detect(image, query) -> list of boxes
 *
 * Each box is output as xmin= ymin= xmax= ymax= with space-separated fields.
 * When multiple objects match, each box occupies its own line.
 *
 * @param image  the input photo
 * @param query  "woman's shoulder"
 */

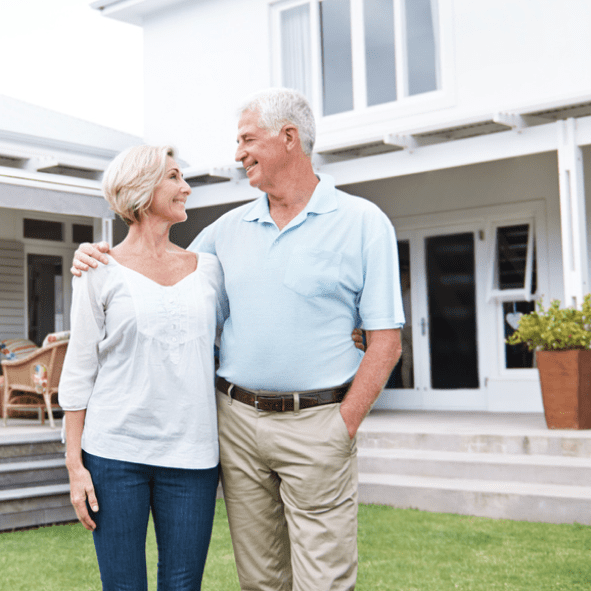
xmin=196 ymin=252 xmax=219 ymax=265
xmin=195 ymin=251 xmax=221 ymax=270
xmin=196 ymin=252 xmax=223 ymax=284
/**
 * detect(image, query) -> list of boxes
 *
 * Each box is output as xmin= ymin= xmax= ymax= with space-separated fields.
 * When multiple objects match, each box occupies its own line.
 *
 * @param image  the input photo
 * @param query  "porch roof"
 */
xmin=184 ymin=94 xmax=591 ymax=210
xmin=89 ymin=0 xmax=190 ymax=25
xmin=0 ymin=95 xmax=142 ymax=218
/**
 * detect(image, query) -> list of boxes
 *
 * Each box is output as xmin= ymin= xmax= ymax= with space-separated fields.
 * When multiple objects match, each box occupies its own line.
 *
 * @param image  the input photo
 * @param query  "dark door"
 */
xmin=27 ymin=254 xmax=63 ymax=346
xmin=426 ymin=233 xmax=479 ymax=389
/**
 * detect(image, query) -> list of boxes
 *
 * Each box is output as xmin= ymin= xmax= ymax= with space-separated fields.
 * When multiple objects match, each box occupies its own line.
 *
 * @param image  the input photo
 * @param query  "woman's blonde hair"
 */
xmin=102 ymin=145 xmax=175 ymax=225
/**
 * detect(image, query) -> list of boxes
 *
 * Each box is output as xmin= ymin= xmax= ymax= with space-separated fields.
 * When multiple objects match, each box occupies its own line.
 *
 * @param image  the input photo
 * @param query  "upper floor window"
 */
xmin=274 ymin=0 xmax=441 ymax=117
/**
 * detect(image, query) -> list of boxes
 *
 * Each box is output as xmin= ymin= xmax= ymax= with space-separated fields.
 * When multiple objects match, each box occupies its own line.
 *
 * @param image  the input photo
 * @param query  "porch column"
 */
xmin=101 ymin=217 xmax=113 ymax=247
xmin=557 ymin=118 xmax=589 ymax=307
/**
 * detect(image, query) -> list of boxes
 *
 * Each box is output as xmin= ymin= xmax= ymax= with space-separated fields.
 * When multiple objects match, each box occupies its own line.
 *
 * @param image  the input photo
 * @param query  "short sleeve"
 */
xmin=358 ymin=210 xmax=405 ymax=331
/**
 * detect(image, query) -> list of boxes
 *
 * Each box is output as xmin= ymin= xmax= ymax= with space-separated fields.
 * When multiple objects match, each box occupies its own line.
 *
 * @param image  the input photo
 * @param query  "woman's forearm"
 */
xmin=64 ymin=410 xmax=86 ymax=469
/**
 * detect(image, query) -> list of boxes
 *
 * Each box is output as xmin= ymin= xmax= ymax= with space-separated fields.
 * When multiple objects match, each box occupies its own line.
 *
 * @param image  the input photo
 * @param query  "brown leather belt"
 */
xmin=216 ymin=377 xmax=350 ymax=412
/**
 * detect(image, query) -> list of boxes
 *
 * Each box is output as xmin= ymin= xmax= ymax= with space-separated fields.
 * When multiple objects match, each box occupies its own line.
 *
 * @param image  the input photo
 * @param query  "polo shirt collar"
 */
xmin=242 ymin=173 xmax=338 ymax=224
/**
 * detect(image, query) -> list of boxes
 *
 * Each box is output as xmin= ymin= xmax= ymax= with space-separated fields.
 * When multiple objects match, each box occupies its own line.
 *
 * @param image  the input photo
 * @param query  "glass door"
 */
xmin=383 ymin=224 xmax=486 ymax=411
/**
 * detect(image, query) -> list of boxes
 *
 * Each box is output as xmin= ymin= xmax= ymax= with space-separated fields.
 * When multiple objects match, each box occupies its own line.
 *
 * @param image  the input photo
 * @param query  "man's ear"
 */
xmin=282 ymin=124 xmax=300 ymax=152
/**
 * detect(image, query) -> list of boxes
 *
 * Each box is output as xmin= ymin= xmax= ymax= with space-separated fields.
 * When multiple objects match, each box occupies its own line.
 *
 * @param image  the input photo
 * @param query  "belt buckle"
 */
xmin=253 ymin=393 xmax=264 ymax=412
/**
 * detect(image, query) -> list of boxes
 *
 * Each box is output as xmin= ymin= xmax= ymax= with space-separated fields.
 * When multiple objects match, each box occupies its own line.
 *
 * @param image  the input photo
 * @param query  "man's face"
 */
xmin=235 ymin=109 xmax=286 ymax=193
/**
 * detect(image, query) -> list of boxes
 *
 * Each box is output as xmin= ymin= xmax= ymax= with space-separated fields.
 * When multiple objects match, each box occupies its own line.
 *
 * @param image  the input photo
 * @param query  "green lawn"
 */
xmin=0 ymin=501 xmax=590 ymax=590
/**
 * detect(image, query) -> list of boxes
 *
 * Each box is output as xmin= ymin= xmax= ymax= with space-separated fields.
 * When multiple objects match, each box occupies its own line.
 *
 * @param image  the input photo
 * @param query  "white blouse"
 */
xmin=59 ymin=253 xmax=224 ymax=470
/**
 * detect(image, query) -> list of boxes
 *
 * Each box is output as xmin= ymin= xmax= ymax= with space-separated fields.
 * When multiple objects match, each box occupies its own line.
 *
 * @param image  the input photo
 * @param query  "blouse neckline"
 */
xmin=105 ymin=253 xmax=201 ymax=288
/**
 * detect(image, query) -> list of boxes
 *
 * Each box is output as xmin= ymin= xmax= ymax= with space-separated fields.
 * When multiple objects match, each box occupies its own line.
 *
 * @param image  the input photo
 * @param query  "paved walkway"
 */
xmin=0 ymin=418 xmax=63 ymax=443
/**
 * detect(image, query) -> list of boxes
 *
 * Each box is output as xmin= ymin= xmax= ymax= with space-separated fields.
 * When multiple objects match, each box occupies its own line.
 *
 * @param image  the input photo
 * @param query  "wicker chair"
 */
xmin=1 ymin=340 xmax=68 ymax=428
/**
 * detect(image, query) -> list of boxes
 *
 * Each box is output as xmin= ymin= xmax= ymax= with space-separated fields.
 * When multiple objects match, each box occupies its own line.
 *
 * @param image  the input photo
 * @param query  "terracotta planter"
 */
xmin=536 ymin=350 xmax=591 ymax=429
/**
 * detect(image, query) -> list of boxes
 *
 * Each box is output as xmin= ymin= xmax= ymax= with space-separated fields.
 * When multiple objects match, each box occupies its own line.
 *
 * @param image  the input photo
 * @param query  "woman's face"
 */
xmin=148 ymin=157 xmax=191 ymax=224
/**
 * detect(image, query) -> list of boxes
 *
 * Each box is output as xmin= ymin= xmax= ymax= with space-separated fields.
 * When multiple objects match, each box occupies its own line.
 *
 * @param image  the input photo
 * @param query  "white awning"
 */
xmin=0 ymin=181 xmax=113 ymax=218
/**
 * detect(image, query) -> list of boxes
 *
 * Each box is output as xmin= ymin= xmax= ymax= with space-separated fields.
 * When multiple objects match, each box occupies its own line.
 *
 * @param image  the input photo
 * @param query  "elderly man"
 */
xmin=74 ymin=88 xmax=404 ymax=591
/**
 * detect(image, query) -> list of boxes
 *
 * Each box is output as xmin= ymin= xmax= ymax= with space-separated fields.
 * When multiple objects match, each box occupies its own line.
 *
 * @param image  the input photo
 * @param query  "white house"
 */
xmin=13 ymin=0 xmax=589 ymax=415
xmin=0 ymin=95 xmax=141 ymax=345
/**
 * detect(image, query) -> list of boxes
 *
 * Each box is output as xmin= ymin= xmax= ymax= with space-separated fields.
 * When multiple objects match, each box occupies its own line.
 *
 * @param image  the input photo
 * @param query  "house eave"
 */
xmin=89 ymin=0 xmax=191 ymax=25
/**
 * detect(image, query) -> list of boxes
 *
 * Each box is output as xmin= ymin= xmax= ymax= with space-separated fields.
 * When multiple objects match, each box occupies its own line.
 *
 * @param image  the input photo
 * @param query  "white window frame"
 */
xmin=484 ymin=204 xmax=548 ymax=377
xmin=269 ymin=0 xmax=455 ymax=132
xmin=487 ymin=218 xmax=537 ymax=303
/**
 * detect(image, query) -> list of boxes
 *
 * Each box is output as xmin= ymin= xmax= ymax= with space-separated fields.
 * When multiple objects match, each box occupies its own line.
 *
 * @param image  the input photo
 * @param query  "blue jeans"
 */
xmin=83 ymin=451 xmax=219 ymax=591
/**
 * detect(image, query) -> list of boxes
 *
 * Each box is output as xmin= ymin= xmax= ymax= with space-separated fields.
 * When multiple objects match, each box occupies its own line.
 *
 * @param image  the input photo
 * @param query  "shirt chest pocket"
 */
xmin=284 ymin=248 xmax=342 ymax=298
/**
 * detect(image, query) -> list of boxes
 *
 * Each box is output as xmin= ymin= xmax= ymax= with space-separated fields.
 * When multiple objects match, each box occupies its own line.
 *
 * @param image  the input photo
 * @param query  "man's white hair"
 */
xmin=238 ymin=88 xmax=316 ymax=157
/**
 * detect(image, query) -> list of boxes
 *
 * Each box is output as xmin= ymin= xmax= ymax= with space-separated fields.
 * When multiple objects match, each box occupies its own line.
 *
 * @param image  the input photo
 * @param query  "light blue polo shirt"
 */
xmin=189 ymin=174 xmax=404 ymax=391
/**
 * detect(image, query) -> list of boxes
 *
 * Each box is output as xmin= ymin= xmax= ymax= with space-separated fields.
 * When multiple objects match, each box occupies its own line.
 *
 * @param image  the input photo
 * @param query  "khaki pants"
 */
xmin=216 ymin=388 xmax=358 ymax=591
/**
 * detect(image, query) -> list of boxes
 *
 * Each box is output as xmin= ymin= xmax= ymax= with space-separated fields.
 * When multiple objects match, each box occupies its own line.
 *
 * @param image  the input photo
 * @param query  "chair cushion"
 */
xmin=42 ymin=331 xmax=71 ymax=347
xmin=0 ymin=338 xmax=38 ymax=362
xmin=33 ymin=364 xmax=48 ymax=394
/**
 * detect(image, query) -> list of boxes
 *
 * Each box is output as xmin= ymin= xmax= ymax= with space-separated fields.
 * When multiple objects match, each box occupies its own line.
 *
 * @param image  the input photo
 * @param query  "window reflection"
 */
xmin=320 ymin=0 xmax=354 ymax=115
xmin=406 ymin=0 xmax=439 ymax=95
xmin=364 ymin=0 xmax=397 ymax=106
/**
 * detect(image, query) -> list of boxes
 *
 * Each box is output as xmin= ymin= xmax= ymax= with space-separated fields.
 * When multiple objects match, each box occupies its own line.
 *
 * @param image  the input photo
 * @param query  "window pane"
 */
xmin=496 ymin=224 xmax=529 ymax=290
xmin=281 ymin=4 xmax=312 ymax=100
xmin=364 ymin=0 xmax=396 ymax=106
xmin=405 ymin=0 xmax=438 ymax=95
xmin=504 ymin=301 xmax=535 ymax=369
xmin=23 ymin=218 xmax=63 ymax=241
xmin=72 ymin=224 xmax=94 ymax=244
xmin=320 ymin=0 xmax=353 ymax=115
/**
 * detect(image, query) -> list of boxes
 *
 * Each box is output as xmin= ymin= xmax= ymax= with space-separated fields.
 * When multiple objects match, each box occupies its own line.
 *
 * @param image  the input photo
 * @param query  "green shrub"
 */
xmin=506 ymin=294 xmax=591 ymax=351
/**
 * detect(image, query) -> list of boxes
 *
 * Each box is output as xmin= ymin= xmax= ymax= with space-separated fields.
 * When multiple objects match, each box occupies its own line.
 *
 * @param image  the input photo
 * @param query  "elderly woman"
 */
xmin=59 ymin=145 xmax=224 ymax=591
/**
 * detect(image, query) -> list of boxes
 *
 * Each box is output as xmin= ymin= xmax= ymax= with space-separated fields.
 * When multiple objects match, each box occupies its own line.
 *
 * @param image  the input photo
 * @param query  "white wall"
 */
xmin=143 ymin=0 xmax=271 ymax=167
xmin=453 ymin=0 xmax=591 ymax=111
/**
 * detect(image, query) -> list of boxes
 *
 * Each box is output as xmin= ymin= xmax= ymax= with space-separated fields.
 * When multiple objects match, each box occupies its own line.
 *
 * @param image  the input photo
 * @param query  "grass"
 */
xmin=0 ymin=501 xmax=590 ymax=590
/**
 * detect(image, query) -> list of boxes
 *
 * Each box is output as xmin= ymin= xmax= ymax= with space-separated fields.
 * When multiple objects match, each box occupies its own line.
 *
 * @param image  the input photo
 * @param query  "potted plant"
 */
xmin=506 ymin=294 xmax=591 ymax=429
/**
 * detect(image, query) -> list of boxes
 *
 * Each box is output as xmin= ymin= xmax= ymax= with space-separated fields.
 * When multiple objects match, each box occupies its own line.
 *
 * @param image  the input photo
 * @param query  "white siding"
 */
xmin=0 ymin=239 xmax=25 ymax=339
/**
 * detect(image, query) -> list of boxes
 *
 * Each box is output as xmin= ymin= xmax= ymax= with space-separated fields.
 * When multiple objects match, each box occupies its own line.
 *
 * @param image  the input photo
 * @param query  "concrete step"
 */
xmin=358 ymin=472 xmax=591 ymax=525
xmin=0 ymin=483 xmax=75 ymax=531
xmin=0 ymin=458 xmax=68 ymax=490
xmin=0 ymin=432 xmax=65 ymax=463
xmin=357 ymin=429 xmax=591 ymax=458
xmin=358 ymin=447 xmax=591 ymax=486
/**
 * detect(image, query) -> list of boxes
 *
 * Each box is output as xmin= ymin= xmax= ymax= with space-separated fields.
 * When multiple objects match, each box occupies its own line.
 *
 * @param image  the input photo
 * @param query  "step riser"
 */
xmin=0 ymin=503 xmax=76 ymax=531
xmin=358 ymin=432 xmax=591 ymax=458
xmin=359 ymin=482 xmax=591 ymax=525
xmin=0 ymin=490 xmax=71 ymax=514
xmin=358 ymin=456 xmax=591 ymax=487
xmin=0 ymin=441 xmax=65 ymax=462
xmin=0 ymin=467 xmax=69 ymax=490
